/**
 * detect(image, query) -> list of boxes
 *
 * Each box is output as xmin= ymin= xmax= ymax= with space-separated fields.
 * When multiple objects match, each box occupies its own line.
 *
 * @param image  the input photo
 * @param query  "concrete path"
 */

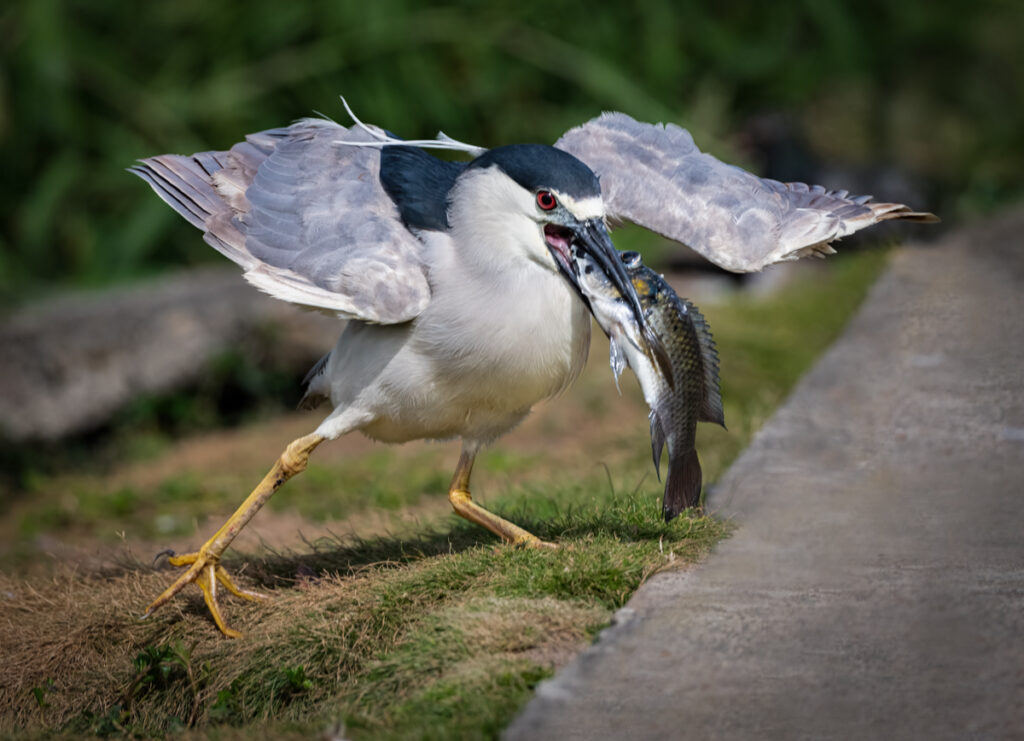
xmin=507 ymin=211 xmax=1024 ymax=740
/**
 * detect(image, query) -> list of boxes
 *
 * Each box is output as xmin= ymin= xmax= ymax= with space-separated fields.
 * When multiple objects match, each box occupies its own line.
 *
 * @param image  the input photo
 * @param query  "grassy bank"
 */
xmin=0 ymin=250 xmax=887 ymax=739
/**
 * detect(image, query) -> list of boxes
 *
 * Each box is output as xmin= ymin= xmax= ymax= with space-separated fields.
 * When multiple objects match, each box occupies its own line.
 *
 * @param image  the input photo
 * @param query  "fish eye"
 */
xmin=536 ymin=191 xmax=557 ymax=211
xmin=583 ymin=263 xmax=593 ymax=274
xmin=620 ymin=251 xmax=642 ymax=267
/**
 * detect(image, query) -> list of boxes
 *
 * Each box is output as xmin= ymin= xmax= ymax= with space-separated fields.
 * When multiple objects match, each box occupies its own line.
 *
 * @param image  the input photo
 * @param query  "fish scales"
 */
xmin=572 ymin=249 xmax=725 ymax=520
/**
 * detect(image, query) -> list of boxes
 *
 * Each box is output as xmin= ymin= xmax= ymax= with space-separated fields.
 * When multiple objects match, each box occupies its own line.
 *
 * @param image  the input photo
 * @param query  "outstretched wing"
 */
xmin=556 ymin=112 xmax=938 ymax=273
xmin=130 ymin=120 xmax=431 ymax=323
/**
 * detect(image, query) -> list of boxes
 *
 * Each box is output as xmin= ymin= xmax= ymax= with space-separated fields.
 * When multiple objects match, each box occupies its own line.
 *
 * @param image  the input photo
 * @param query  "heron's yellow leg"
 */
xmin=143 ymin=432 xmax=325 ymax=637
xmin=447 ymin=448 xmax=558 ymax=549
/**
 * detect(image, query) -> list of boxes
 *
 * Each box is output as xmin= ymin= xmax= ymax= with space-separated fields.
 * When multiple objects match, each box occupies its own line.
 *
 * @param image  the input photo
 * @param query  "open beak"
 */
xmin=545 ymin=219 xmax=644 ymax=321
xmin=545 ymin=218 xmax=675 ymax=387
xmin=545 ymin=222 xmax=590 ymax=309
xmin=572 ymin=220 xmax=647 ymax=327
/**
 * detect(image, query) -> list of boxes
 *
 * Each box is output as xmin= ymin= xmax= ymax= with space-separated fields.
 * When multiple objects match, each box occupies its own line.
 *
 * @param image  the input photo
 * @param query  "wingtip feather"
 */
xmin=872 ymin=205 xmax=941 ymax=224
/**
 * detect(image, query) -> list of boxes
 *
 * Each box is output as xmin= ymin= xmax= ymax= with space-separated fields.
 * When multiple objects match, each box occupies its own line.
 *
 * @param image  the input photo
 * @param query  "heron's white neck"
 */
xmin=445 ymin=166 xmax=557 ymax=279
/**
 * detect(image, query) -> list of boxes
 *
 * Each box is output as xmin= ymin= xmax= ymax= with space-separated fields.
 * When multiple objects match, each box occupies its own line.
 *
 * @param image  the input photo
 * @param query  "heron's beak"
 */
xmin=545 ymin=218 xmax=674 ymax=386
xmin=573 ymin=220 xmax=645 ymax=322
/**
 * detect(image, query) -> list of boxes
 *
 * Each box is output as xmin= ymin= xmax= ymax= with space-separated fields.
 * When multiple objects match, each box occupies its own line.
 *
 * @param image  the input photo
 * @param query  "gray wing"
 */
xmin=556 ymin=112 xmax=938 ymax=273
xmin=130 ymin=120 xmax=430 ymax=323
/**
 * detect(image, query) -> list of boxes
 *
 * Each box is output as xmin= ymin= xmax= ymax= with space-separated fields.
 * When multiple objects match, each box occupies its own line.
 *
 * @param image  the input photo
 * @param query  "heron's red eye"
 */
xmin=536 ymin=191 xmax=557 ymax=211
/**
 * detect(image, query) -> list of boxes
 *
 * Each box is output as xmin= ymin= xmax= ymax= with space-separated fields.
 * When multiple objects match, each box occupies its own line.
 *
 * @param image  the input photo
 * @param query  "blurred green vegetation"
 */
xmin=2 ymin=0 xmax=1022 ymax=305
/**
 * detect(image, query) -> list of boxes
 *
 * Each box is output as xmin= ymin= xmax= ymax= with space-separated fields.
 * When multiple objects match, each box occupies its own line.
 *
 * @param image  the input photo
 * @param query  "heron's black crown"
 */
xmin=467 ymin=144 xmax=601 ymax=200
xmin=379 ymin=142 xmax=601 ymax=233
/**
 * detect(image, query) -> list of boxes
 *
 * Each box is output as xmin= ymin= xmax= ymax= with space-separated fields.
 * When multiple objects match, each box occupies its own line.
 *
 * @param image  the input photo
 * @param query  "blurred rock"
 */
xmin=0 ymin=267 xmax=341 ymax=442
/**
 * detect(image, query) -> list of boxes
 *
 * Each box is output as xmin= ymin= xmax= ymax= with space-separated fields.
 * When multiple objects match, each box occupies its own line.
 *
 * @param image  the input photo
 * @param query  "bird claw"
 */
xmin=142 ymin=549 xmax=266 ymax=638
xmin=151 ymin=548 xmax=177 ymax=567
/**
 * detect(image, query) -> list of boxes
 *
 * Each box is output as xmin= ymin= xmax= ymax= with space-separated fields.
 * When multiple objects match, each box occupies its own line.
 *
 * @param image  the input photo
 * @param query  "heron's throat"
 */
xmin=543 ymin=224 xmax=573 ymax=255
xmin=540 ymin=224 xmax=573 ymax=258
xmin=542 ymin=224 xmax=575 ymax=277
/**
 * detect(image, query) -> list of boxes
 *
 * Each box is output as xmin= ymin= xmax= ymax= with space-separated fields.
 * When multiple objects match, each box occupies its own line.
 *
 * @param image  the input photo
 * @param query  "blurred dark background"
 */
xmin=2 ymin=0 xmax=1022 ymax=307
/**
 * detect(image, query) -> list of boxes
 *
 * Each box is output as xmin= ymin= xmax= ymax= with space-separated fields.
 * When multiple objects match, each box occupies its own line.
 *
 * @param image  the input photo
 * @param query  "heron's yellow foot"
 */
xmin=143 ymin=549 xmax=266 ymax=639
xmin=498 ymin=535 xmax=560 ymax=551
xmin=448 ymin=488 xmax=558 ymax=549
xmin=141 ymin=433 xmax=324 ymax=638
xmin=507 ymin=531 xmax=559 ymax=550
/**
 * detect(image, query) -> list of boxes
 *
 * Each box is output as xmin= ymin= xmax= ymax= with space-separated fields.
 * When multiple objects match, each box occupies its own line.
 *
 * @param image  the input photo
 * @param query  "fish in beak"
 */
xmin=569 ymin=246 xmax=727 ymax=519
xmin=546 ymin=218 xmax=673 ymax=384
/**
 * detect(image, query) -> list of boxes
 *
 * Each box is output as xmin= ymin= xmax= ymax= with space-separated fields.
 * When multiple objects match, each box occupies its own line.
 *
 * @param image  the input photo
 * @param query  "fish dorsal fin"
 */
xmin=680 ymin=297 xmax=726 ymax=428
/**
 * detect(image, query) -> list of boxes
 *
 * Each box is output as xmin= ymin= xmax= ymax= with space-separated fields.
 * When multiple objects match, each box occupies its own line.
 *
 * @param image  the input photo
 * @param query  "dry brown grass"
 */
xmin=0 ymin=508 xmax=724 ymax=739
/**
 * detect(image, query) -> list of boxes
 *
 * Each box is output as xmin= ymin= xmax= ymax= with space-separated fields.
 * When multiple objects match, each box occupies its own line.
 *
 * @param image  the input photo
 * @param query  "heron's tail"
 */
xmin=298 ymin=351 xmax=332 ymax=410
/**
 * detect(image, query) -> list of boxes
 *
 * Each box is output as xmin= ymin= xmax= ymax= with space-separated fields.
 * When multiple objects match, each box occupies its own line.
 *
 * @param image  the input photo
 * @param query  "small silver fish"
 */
xmin=572 ymin=249 xmax=725 ymax=520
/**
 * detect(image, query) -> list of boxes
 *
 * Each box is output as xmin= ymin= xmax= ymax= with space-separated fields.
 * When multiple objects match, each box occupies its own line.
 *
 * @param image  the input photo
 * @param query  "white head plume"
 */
xmin=334 ymin=96 xmax=487 ymax=157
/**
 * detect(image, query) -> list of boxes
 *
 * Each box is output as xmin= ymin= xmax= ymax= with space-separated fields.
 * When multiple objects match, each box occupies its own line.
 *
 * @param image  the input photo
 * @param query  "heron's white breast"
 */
xmin=317 ymin=168 xmax=592 ymax=444
xmin=409 ymin=226 xmax=591 ymax=433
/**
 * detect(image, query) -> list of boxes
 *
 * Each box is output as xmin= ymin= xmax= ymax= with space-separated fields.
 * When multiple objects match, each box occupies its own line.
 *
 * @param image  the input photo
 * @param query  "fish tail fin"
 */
xmin=663 ymin=448 xmax=702 ymax=522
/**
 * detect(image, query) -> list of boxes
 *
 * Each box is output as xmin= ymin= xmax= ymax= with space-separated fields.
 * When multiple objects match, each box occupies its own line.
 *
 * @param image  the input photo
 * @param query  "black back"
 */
xmin=379 ymin=146 xmax=465 ymax=231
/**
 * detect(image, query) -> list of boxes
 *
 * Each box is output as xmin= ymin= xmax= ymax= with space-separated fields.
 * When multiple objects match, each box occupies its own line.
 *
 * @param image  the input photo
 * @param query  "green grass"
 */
xmin=2 ymin=491 xmax=726 ymax=741
xmin=0 ymin=250 xmax=889 ymax=739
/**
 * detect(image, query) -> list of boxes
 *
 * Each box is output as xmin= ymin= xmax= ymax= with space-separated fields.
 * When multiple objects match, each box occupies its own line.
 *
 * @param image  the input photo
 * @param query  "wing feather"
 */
xmin=556 ymin=112 xmax=938 ymax=272
xmin=130 ymin=119 xmax=431 ymax=324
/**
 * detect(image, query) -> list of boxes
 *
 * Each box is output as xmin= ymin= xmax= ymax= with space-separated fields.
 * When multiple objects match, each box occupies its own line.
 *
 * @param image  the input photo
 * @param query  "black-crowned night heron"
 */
xmin=131 ymin=103 xmax=936 ymax=636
